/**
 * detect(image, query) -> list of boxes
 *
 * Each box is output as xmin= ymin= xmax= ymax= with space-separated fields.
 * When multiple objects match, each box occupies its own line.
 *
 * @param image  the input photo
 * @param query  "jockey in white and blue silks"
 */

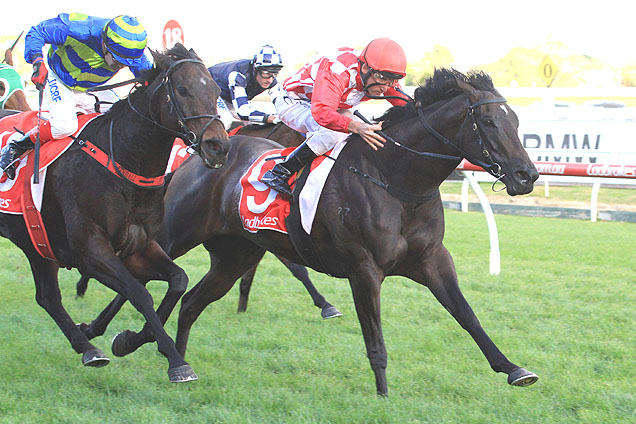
xmin=208 ymin=45 xmax=283 ymax=130
xmin=0 ymin=13 xmax=153 ymax=180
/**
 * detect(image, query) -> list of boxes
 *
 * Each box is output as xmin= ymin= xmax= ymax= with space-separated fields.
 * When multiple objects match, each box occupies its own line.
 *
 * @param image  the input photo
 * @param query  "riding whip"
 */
xmin=33 ymin=85 xmax=43 ymax=184
xmin=1 ymin=31 xmax=24 ymax=64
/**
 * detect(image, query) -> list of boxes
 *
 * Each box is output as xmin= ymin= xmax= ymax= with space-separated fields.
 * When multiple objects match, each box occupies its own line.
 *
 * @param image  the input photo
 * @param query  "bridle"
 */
xmin=79 ymin=57 xmax=225 ymax=190
xmin=126 ymin=58 xmax=224 ymax=152
xmin=415 ymin=96 xmax=506 ymax=179
xmin=350 ymin=93 xmax=508 ymax=202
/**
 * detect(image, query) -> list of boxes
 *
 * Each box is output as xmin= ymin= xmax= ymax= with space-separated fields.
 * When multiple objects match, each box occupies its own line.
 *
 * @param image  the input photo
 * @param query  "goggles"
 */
xmin=371 ymin=70 xmax=403 ymax=86
xmin=258 ymin=69 xmax=279 ymax=79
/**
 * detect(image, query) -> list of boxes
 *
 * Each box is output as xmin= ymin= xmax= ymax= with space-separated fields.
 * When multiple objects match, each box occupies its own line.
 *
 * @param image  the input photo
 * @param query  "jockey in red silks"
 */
xmin=261 ymin=37 xmax=410 ymax=197
xmin=0 ymin=13 xmax=152 ymax=180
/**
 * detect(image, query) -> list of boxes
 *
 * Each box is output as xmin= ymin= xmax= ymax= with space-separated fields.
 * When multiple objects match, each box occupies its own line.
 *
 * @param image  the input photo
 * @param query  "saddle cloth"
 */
xmin=0 ymin=111 xmax=99 ymax=214
xmin=238 ymin=140 xmax=347 ymax=234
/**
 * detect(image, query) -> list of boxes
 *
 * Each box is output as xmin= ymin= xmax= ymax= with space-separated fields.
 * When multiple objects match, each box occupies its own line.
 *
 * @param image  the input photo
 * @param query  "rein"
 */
xmin=416 ymin=97 xmax=506 ymax=178
xmin=350 ymin=95 xmax=507 ymax=202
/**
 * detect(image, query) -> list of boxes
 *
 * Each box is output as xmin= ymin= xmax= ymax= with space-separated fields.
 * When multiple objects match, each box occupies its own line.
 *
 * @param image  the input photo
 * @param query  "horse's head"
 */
xmin=448 ymin=70 xmax=538 ymax=195
xmin=147 ymin=44 xmax=229 ymax=169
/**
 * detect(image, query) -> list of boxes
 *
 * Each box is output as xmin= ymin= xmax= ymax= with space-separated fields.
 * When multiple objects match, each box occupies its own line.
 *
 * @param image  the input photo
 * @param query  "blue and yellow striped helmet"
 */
xmin=102 ymin=15 xmax=147 ymax=67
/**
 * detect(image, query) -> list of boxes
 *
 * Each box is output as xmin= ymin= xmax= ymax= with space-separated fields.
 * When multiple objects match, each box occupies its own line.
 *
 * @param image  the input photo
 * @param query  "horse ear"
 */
xmin=189 ymin=48 xmax=202 ymax=61
xmin=151 ymin=49 xmax=170 ymax=70
xmin=454 ymin=74 xmax=476 ymax=96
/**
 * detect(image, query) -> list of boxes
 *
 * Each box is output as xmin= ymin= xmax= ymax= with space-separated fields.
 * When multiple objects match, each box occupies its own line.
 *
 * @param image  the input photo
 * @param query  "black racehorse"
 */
xmin=74 ymin=120 xmax=341 ymax=319
xmin=80 ymin=68 xmax=540 ymax=395
xmin=0 ymin=44 xmax=229 ymax=382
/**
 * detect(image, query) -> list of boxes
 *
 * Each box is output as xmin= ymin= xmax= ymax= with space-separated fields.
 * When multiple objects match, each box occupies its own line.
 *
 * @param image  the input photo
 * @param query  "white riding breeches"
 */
xmin=42 ymin=68 xmax=119 ymax=139
xmin=216 ymin=97 xmax=237 ymax=130
xmin=270 ymin=85 xmax=353 ymax=155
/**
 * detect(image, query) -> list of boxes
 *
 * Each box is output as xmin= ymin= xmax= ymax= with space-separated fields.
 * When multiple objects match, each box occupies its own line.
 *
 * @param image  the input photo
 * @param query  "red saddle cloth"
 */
xmin=0 ymin=111 xmax=99 ymax=213
xmin=238 ymin=147 xmax=336 ymax=234
xmin=0 ymin=111 xmax=99 ymax=263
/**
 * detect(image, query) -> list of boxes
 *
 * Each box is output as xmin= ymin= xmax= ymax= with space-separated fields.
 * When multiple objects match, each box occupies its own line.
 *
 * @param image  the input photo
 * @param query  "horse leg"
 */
xmin=275 ymin=254 xmax=342 ymax=319
xmin=348 ymin=261 xmax=388 ymax=396
xmin=76 ymin=275 xmax=90 ymax=297
xmin=177 ymin=241 xmax=265 ymax=357
xmin=28 ymin=253 xmax=110 ymax=367
xmin=110 ymin=241 xmax=190 ymax=356
xmin=77 ymin=294 xmax=127 ymax=340
xmin=413 ymin=245 xmax=538 ymax=387
xmin=237 ymin=263 xmax=258 ymax=313
xmin=82 ymin=237 xmax=195 ymax=382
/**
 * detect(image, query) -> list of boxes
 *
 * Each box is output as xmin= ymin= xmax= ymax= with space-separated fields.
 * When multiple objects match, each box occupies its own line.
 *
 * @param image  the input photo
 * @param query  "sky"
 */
xmin=3 ymin=1 xmax=635 ymax=74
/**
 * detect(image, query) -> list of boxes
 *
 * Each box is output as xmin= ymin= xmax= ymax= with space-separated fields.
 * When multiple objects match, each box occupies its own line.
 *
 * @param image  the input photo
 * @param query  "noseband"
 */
xmin=128 ymin=58 xmax=224 ymax=151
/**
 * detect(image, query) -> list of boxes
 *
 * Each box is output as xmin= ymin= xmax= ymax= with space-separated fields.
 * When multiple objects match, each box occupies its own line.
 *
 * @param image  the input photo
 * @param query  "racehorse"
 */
xmin=84 ymin=68 xmax=540 ymax=395
xmin=74 ymin=120 xmax=341 ymax=319
xmin=0 ymin=48 xmax=31 ymax=112
xmin=0 ymin=43 xmax=229 ymax=382
xmin=232 ymin=120 xmax=304 ymax=146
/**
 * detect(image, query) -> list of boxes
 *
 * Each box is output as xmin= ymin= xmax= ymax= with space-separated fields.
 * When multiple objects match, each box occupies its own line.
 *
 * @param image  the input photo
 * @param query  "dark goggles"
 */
xmin=371 ymin=70 xmax=404 ymax=86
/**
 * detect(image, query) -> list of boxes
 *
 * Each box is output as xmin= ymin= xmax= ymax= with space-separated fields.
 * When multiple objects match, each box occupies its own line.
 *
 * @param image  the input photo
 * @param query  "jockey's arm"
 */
xmin=311 ymin=69 xmax=385 ymax=149
xmin=229 ymin=71 xmax=270 ymax=123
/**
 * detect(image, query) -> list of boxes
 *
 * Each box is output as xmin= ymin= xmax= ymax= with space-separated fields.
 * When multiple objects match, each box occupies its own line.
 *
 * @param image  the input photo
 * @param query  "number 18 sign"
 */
xmin=162 ymin=20 xmax=184 ymax=49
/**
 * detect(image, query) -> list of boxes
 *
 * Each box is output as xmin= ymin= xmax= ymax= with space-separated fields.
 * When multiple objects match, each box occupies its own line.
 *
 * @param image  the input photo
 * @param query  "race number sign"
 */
xmin=162 ymin=20 xmax=184 ymax=49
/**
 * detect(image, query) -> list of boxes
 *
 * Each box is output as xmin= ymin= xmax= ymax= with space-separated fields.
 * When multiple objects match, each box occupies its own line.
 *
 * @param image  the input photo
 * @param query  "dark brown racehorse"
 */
xmin=0 ymin=48 xmax=31 ymax=112
xmin=0 ymin=44 xmax=229 ymax=382
xmin=85 ymin=68 xmax=540 ymax=395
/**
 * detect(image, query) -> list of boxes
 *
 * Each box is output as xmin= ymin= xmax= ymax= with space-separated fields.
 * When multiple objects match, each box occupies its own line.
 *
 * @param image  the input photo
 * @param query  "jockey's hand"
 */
xmin=266 ymin=114 xmax=280 ymax=124
xmin=348 ymin=120 xmax=386 ymax=151
xmin=31 ymin=57 xmax=48 ymax=90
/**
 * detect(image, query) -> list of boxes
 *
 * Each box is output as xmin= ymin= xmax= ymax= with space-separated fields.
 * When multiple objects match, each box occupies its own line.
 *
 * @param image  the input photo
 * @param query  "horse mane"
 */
xmin=378 ymin=68 xmax=498 ymax=127
xmin=104 ymin=43 xmax=202 ymax=118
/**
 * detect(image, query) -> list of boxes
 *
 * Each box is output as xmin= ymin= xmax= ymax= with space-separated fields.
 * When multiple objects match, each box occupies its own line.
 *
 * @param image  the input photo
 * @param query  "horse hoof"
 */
xmin=168 ymin=364 xmax=198 ymax=383
xmin=82 ymin=347 xmax=110 ymax=368
xmin=321 ymin=306 xmax=343 ymax=319
xmin=111 ymin=330 xmax=134 ymax=357
xmin=508 ymin=367 xmax=539 ymax=387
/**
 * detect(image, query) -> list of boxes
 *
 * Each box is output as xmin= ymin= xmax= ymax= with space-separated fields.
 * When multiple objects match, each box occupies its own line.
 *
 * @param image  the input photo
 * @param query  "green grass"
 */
xmin=0 ymin=212 xmax=634 ymax=423
xmin=441 ymin=180 xmax=636 ymax=207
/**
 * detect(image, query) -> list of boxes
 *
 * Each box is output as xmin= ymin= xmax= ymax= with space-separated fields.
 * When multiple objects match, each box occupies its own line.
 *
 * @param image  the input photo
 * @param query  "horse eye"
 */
xmin=483 ymin=118 xmax=496 ymax=128
xmin=177 ymin=87 xmax=189 ymax=96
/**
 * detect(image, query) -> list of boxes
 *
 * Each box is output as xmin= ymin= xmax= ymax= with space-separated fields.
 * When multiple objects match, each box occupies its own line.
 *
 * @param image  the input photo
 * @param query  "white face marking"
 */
xmin=200 ymin=78 xmax=207 ymax=85
xmin=499 ymin=104 xmax=508 ymax=115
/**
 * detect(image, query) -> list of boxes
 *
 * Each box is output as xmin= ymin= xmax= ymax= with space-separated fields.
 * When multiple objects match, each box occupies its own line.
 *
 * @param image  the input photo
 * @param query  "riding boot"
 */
xmin=0 ymin=129 xmax=36 ymax=180
xmin=261 ymin=141 xmax=318 ymax=197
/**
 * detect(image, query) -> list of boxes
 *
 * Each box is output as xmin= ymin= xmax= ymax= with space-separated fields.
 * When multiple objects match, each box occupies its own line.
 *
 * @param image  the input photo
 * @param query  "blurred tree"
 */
xmin=405 ymin=45 xmax=454 ymax=86
xmin=621 ymin=65 xmax=636 ymax=87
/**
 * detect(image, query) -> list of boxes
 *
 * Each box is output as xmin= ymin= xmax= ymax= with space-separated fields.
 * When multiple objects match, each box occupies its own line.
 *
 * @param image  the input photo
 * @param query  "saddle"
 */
xmin=238 ymin=141 xmax=348 ymax=274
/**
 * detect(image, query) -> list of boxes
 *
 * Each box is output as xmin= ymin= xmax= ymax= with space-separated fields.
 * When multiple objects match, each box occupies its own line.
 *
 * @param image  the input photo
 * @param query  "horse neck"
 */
xmin=376 ymin=105 xmax=467 ymax=194
xmin=105 ymin=98 xmax=176 ymax=178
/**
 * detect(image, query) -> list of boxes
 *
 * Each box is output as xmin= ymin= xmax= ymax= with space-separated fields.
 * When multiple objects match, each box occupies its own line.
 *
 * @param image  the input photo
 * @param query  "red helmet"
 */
xmin=359 ymin=38 xmax=407 ymax=79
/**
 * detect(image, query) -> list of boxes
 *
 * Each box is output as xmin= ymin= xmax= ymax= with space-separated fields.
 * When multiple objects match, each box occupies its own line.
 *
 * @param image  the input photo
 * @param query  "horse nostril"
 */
xmin=515 ymin=171 xmax=530 ymax=184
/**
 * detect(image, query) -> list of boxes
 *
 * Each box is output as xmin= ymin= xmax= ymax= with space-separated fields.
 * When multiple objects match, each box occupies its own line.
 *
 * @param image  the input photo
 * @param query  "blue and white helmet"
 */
xmin=252 ymin=45 xmax=283 ymax=71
